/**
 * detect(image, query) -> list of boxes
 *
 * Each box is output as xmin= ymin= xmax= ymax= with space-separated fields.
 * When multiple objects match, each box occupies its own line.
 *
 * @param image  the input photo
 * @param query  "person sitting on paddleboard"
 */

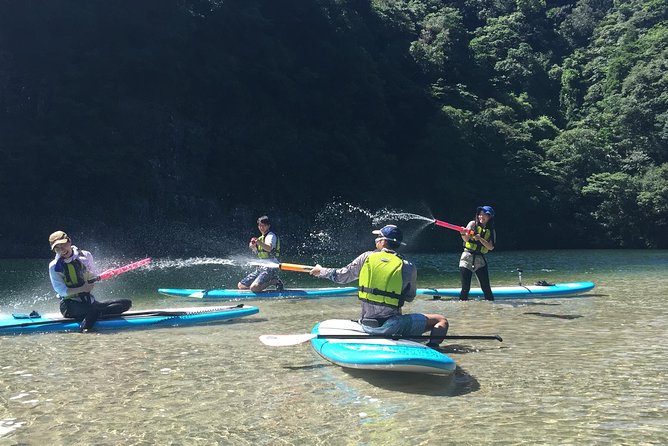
xmin=309 ymin=224 xmax=449 ymax=348
xmin=238 ymin=215 xmax=284 ymax=292
xmin=47 ymin=231 xmax=132 ymax=332
xmin=458 ymin=205 xmax=496 ymax=301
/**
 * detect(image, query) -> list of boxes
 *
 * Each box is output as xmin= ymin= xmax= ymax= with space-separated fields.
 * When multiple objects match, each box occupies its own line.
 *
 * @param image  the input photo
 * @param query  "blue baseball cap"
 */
xmin=372 ymin=225 xmax=406 ymax=246
xmin=477 ymin=205 xmax=495 ymax=218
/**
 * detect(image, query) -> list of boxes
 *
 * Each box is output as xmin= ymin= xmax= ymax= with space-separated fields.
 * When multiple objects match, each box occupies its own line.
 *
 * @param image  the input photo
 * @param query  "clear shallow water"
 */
xmin=1 ymin=250 xmax=667 ymax=445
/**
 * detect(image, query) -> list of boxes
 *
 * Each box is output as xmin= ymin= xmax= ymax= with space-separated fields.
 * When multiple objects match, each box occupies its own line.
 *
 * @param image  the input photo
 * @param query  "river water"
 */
xmin=1 ymin=250 xmax=667 ymax=445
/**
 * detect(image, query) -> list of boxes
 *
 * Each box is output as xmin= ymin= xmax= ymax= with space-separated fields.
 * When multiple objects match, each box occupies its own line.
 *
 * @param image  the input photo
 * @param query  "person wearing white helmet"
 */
xmin=458 ymin=205 xmax=496 ymax=301
xmin=310 ymin=224 xmax=449 ymax=348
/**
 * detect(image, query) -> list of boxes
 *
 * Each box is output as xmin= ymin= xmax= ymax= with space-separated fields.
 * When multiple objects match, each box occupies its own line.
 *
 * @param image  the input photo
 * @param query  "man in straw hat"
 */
xmin=48 ymin=231 xmax=132 ymax=332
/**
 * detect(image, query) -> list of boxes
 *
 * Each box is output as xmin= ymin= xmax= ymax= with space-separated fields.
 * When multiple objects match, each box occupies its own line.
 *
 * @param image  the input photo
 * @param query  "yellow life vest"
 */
xmin=464 ymin=225 xmax=492 ymax=254
xmin=57 ymin=258 xmax=92 ymax=299
xmin=257 ymin=233 xmax=280 ymax=259
xmin=358 ymin=251 xmax=405 ymax=307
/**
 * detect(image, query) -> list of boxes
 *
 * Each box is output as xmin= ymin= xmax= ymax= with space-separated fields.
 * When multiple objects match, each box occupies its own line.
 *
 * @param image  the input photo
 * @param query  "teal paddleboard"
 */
xmin=158 ymin=287 xmax=358 ymax=299
xmin=0 ymin=305 xmax=258 ymax=335
xmin=417 ymin=281 xmax=595 ymax=300
xmin=310 ymin=319 xmax=456 ymax=375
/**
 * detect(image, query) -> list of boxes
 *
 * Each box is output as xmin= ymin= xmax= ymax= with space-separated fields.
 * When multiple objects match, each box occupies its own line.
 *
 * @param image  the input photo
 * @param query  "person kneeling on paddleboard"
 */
xmin=309 ymin=225 xmax=449 ymax=348
xmin=48 ymin=231 xmax=132 ymax=332
xmin=238 ymin=215 xmax=284 ymax=292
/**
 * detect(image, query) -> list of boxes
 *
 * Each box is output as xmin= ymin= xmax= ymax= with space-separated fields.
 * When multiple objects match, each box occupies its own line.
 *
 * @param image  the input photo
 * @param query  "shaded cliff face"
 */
xmin=1 ymin=0 xmax=666 ymax=257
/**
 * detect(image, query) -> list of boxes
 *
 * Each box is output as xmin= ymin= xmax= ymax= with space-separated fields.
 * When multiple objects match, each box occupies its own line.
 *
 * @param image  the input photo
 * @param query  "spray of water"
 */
xmin=144 ymin=257 xmax=237 ymax=270
xmin=247 ymin=260 xmax=280 ymax=269
xmin=295 ymin=201 xmax=438 ymax=256
xmin=370 ymin=208 xmax=435 ymax=225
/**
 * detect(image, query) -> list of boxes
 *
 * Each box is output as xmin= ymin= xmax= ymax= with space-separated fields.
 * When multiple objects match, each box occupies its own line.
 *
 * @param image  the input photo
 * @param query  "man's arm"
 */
xmin=310 ymin=252 xmax=371 ymax=284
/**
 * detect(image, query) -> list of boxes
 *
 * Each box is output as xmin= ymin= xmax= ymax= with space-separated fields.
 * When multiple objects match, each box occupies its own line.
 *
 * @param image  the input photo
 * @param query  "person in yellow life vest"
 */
xmin=459 ymin=205 xmax=496 ymax=301
xmin=310 ymin=225 xmax=449 ymax=348
xmin=47 ymin=231 xmax=132 ymax=332
xmin=238 ymin=215 xmax=284 ymax=292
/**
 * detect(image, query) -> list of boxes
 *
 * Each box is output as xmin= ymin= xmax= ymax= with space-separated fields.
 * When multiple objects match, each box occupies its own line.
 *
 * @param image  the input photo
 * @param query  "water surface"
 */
xmin=1 ymin=250 xmax=667 ymax=444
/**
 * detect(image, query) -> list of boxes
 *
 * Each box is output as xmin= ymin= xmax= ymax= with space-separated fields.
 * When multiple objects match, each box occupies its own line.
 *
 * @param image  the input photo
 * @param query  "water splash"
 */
xmin=145 ymin=257 xmax=237 ymax=270
xmin=296 ymin=201 xmax=438 ymax=256
xmin=247 ymin=260 xmax=280 ymax=269
xmin=371 ymin=208 xmax=435 ymax=225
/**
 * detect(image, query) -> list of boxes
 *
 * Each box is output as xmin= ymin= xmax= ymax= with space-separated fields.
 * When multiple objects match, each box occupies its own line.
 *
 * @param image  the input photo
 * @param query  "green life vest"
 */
xmin=257 ymin=233 xmax=280 ymax=259
xmin=464 ymin=225 xmax=492 ymax=254
xmin=57 ymin=258 xmax=89 ymax=299
xmin=358 ymin=251 xmax=405 ymax=307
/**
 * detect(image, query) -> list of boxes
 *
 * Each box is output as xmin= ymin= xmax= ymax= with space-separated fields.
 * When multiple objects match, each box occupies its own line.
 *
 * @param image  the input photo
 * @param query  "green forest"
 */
xmin=0 ymin=0 xmax=666 ymax=257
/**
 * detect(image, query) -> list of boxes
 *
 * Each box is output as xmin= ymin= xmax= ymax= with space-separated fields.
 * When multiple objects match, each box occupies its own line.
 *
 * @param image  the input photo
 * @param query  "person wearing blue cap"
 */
xmin=309 ymin=224 xmax=449 ymax=348
xmin=458 ymin=205 xmax=496 ymax=300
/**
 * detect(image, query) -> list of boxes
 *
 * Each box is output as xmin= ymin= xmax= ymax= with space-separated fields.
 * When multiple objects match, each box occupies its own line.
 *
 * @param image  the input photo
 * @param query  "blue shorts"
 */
xmin=239 ymin=267 xmax=278 ymax=288
xmin=362 ymin=313 xmax=427 ymax=336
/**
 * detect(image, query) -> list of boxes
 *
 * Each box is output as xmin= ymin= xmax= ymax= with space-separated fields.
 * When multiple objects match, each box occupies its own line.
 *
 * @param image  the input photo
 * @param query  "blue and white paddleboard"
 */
xmin=158 ymin=287 xmax=358 ymax=299
xmin=0 ymin=304 xmax=259 ymax=335
xmin=310 ymin=319 xmax=456 ymax=375
xmin=417 ymin=281 xmax=596 ymax=300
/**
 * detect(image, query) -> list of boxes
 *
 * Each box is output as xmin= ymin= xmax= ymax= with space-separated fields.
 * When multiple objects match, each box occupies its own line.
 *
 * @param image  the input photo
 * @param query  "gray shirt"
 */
xmin=317 ymin=248 xmax=417 ymax=320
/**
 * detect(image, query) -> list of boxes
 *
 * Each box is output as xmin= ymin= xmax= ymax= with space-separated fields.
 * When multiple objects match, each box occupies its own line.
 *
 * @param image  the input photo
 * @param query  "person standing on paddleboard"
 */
xmin=47 ymin=231 xmax=132 ymax=332
xmin=309 ymin=224 xmax=449 ymax=348
xmin=458 ymin=205 xmax=496 ymax=301
xmin=238 ymin=215 xmax=284 ymax=292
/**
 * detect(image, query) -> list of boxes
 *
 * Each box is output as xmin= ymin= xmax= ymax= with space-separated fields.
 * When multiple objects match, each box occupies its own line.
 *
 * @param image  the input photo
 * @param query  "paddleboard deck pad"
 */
xmin=417 ymin=281 xmax=596 ymax=300
xmin=0 ymin=304 xmax=259 ymax=335
xmin=158 ymin=287 xmax=358 ymax=299
xmin=310 ymin=319 xmax=456 ymax=375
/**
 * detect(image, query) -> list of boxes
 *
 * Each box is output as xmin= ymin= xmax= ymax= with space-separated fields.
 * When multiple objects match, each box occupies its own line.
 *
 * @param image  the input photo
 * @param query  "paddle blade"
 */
xmin=278 ymin=263 xmax=314 ymax=273
xmin=259 ymin=333 xmax=316 ymax=346
xmin=97 ymin=257 xmax=152 ymax=281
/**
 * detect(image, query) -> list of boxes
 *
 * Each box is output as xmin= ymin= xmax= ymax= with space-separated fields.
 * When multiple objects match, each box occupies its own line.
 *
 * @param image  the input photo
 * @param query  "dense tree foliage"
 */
xmin=0 ymin=0 xmax=665 ymax=257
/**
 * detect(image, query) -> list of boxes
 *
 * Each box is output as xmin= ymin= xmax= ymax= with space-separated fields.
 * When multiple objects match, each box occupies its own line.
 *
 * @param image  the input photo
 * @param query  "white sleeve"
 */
xmin=81 ymin=251 xmax=98 ymax=276
xmin=48 ymin=261 xmax=69 ymax=297
xmin=265 ymin=233 xmax=277 ymax=251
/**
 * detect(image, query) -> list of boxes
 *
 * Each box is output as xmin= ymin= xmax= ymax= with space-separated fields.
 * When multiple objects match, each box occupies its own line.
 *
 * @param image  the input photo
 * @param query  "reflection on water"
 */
xmin=1 ymin=250 xmax=667 ymax=444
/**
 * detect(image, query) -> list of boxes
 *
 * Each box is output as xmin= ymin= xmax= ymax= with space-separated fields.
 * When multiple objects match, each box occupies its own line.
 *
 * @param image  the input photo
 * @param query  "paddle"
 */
xmin=88 ymin=257 xmax=152 ymax=283
xmin=433 ymin=219 xmax=474 ymax=235
xmin=260 ymin=333 xmax=503 ymax=347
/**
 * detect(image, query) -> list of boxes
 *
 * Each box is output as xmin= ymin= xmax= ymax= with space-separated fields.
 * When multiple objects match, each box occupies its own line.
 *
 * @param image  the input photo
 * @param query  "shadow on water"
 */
xmin=342 ymin=366 xmax=480 ymax=396
xmin=523 ymin=312 xmax=583 ymax=320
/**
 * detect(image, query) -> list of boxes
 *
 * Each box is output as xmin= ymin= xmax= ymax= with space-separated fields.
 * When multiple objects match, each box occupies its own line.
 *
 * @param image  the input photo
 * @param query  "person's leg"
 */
xmin=250 ymin=269 xmax=279 ymax=292
xmin=459 ymin=267 xmax=473 ymax=300
xmin=380 ymin=314 xmax=449 ymax=348
xmin=238 ymin=269 xmax=260 ymax=289
xmin=475 ymin=266 xmax=494 ymax=301
xmin=95 ymin=299 xmax=132 ymax=316
xmin=59 ymin=298 xmax=87 ymax=320
xmin=424 ymin=313 xmax=449 ymax=348
xmin=60 ymin=295 xmax=98 ymax=331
